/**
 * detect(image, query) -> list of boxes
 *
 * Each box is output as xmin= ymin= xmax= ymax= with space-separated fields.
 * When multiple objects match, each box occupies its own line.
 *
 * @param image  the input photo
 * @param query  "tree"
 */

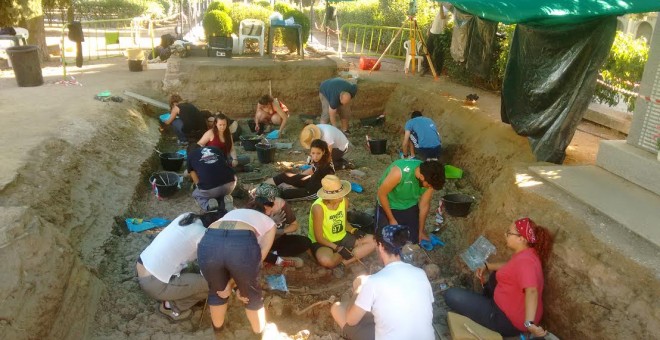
xmin=1 ymin=0 xmax=71 ymax=62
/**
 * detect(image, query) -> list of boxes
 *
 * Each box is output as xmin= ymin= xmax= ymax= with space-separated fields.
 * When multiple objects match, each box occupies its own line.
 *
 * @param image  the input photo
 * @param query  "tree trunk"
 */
xmin=26 ymin=14 xmax=50 ymax=62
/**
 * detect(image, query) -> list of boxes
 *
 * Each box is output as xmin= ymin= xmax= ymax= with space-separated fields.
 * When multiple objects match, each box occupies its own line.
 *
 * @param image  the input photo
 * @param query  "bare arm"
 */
xmin=328 ymin=107 xmax=338 ymax=127
xmin=197 ymin=129 xmax=213 ymax=146
xmin=164 ymin=105 xmax=179 ymax=125
xmin=312 ymin=204 xmax=337 ymax=250
xmin=524 ymin=287 xmax=547 ymax=336
xmin=254 ymin=104 xmax=263 ymax=132
xmin=189 ymin=170 xmax=199 ymax=184
xmin=376 ymin=167 xmax=402 ymax=225
xmin=402 ymin=130 xmax=411 ymax=156
xmin=281 ymin=219 xmax=299 ymax=234
xmin=272 ymin=98 xmax=288 ymax=133
xmin=346 ymin=275 xmax=368 ymax=326
xmin=257 ymin=226 xmax=277 ymax=261
xmin=418 ymin=189 xmax=433 ymax=242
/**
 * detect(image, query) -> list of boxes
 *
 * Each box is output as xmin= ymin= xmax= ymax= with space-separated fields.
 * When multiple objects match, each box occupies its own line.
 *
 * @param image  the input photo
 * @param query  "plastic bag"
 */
xmin=266 ymin=274 xmax=288 ymax=292
xmin=460 ymin=235 xmax=496 ymax=271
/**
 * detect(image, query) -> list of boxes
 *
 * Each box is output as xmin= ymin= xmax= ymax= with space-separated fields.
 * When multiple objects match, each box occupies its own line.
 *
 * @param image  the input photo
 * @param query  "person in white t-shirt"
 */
xmin=300 ymin=123 xmax=354 ymax=170
xmin=136 ymin=210 xmax=223 ymax=321
xmin=424 ymin=2 xmax=453 ymax=75
xmin=197 ymin=207 xmax=277 ymax=339
xmin=330 ymin=224 xmax=435 ymax=340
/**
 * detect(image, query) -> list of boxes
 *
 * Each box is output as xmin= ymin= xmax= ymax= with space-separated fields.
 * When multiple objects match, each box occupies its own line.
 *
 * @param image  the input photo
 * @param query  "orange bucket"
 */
xmin=359 ymin=56 xmax=381 ymax=71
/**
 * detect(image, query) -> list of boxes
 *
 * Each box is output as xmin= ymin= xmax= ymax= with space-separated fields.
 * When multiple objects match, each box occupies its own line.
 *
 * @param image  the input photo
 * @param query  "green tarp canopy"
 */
xmin=441 ymin=0 xmax=660 ymax=25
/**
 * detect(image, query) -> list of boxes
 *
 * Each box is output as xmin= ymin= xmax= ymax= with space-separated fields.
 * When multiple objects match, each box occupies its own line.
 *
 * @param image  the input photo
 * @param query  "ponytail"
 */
xmin=531 ymin=225 xmax=553 ymax=268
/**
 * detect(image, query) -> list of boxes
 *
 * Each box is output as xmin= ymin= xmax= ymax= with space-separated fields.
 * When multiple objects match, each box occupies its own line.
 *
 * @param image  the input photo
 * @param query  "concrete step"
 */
xmin=529 ymin=165 xmax=660 ymax=248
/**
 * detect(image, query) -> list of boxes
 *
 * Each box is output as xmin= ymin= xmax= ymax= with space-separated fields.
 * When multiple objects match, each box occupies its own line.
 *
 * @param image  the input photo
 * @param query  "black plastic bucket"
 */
xmin=149 ymin=172 xmax=180 ymax=197
xmin=441 ymin=194 xmax=475 ymax=217
xmin=241 ymin=135 xmax=261 ymax=151
xmin=368 ymin=139 xmax=387 ymax=155
xmin=7 ymin=45 xmax=44 ymax=87
xmin=159 ymin=152 xmax=184 ymax=171
xmin=247 ymin=120 xmax=257 ymax=133
xmin=128 ymin=59 xmax=143 ymax=72
xmin=256 ymin=143 xmax=276 ymax=164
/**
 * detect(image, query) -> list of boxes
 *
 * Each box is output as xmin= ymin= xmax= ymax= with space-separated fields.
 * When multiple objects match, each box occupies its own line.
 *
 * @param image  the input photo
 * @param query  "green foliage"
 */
xmin=594 ymin=31 xmax=649 ymax=112
xmin=274 ymin=2 xmax=311 ymax=51
xmin=203 ymin=9 xmax=233 ymax=37
xmin=207 ymin=0 xmax=229 ymax=13
xmin=254 ymin=0 xmax=272 ymax=9
xmin=73 ymin=0 xmax=148 ymax=20
xmin=495 ymin=23 xmax=515 ymax=81
xmin=228 ymin=2 xmax=271 ymax=34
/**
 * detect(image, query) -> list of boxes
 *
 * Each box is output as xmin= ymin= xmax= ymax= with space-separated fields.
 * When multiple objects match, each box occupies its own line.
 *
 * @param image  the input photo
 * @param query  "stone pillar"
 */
xmin=627 ymin=16 xmax=660 ymax=153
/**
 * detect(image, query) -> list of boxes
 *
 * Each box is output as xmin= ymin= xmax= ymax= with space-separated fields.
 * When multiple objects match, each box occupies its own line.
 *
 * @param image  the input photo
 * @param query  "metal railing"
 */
xmin=340 ymin=24 xmax=416 ymax=59
xmin=59 ymin=17 xmax=158 ymax=78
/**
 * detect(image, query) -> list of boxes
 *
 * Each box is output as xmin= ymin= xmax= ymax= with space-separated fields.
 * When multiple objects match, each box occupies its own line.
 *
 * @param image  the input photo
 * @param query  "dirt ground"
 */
xmin=0 ymin=51 xmax=628 ymax=340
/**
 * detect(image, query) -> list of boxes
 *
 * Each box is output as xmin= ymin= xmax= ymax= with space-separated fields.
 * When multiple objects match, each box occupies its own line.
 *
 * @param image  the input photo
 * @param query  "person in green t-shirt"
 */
xmin=376 ymin=159 xmax=445 ymax=243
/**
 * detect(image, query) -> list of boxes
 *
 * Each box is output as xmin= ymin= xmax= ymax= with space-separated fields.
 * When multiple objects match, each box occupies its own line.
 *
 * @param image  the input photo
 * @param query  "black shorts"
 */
xmin=309 ymin=232 xmax=357 ymax=255
xmin=343 ymin=312 xmax=375 ymax=340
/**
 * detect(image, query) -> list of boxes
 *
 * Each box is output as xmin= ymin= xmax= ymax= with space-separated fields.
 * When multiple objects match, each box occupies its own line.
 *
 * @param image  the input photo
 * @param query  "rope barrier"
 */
xmin=596 ymin=78 xmax=660 ymax=105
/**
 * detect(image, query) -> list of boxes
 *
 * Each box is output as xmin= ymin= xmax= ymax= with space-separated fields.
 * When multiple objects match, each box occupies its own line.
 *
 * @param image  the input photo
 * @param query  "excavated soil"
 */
xmin=1 ymin=55 xmax=658 ymax=340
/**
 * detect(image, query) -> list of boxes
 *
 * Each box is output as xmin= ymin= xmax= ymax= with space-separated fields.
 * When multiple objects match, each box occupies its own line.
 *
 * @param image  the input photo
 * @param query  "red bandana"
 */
xmin=515 ymin=218 xmax=537 ymax=244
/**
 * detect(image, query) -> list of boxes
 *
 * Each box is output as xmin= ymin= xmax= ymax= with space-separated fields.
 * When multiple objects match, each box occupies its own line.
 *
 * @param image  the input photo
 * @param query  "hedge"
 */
xmin=203 ymin=10 xmax=233 ymax=37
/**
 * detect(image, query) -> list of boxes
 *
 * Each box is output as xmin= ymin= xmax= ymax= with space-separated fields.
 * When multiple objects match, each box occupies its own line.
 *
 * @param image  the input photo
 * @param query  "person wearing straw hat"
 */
xmin=301 ymin=123 xmax=354 ymax=170
xmin=319 ymin=77 xmax=358 ymax=134
xmin=330 ymin=224 xmax=435 ymax=340
xmin=308 ymin=175 xmax=376 ymax=270
xmin=376 ymin=159 xmax=445 ymax=244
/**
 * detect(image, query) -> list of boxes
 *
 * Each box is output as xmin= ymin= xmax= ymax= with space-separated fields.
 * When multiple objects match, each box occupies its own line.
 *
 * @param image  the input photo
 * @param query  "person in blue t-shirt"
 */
xmin=319 ymin=77 xmax=358 ymax=134
xmin=402 ymin=111 xmax=442 ymax=161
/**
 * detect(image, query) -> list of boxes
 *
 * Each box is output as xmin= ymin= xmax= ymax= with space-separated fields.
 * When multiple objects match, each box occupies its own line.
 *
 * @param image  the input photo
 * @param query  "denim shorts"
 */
xmin=197 ymin=229 xmax=263 ymax=310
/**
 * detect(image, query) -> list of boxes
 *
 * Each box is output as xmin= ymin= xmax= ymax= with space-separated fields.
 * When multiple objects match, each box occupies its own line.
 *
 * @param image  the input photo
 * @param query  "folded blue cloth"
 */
xmin=125 ymin=217 xmax=171 ymax=232
xmin=420 ymin=234 xmax=445 ymax=251
xmin=176 ymin=149 xmax=187 ymax=159
xmin=299 ymin=164 xmax=312 ymax=170
xmin=351 ymin=182 xmax=363 ymax=193
xmin=159 ymin=113 xmax=171 ymax=123
xmin=266 ymin=130 xmax=280 ymax=139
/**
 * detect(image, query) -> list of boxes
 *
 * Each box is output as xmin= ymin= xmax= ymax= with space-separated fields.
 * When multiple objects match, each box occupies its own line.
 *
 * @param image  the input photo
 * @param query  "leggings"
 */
xmin=264 ymin=234 xmax=311 ymax=264
xmin=442 ymin=273 xmax=520 ymax=337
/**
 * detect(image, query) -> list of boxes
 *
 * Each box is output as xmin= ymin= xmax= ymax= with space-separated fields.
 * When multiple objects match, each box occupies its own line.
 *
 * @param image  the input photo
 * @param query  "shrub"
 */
xmin=207 ymin=0 xmax=230 ymax=13
xmin=594 ymin=31 xmax=649 ymax=112
xmin=274 ymin=2 xmax=310 ymax=51
xmin=73 ymin=0 xmax=148 ymax=20
xmin=254 ymin=0 xmax=272 ymax=9
xmin=229 ymin=2 xmax=271 ymax=35
xmin=203 ymin=10 xmax=233 ymax=37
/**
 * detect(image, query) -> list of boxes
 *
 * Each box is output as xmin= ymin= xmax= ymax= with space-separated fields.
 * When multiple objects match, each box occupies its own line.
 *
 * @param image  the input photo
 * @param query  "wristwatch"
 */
xmin=524 ymin=320 xmax=535 ymax=328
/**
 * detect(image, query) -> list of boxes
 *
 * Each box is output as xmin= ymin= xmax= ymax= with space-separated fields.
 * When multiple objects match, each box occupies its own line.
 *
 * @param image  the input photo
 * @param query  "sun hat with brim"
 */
xmin=300 ymin=124 xmax=322 ymax=149
xmin=317 ymin=175 xmax=351 ymax=200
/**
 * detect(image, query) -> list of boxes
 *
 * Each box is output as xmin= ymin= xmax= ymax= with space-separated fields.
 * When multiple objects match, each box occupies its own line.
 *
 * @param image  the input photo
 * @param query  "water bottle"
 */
xmin=224 ymin=195 xmax=234 ymax=211
xmin=401 ymin=242 xmax=414 ymax=263
xmin=435 ymin=201 xmax=444 ymax=225
xmin=306 ymin=155 xmax=312 ymax=164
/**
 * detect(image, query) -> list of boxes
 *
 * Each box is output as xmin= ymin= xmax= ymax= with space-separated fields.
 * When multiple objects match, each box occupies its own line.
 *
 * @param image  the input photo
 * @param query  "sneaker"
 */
xmin=158 ymin=302 xmax=192 ymax=321
xmin=332 ymin=263 xmax=345 ymax=279
xmin=278 ymin=257 xmax=303 ymax=268
xmin=207 ymin=198 xmax=219 ymax=212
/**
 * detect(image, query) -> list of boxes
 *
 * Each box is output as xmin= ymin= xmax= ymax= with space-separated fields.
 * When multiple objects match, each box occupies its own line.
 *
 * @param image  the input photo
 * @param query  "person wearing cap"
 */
xmin=136 ymin=210 xmax=223 ymax=321
xmin=264 ymin=139 xmax=335 ymax=200
xmin=163 ymin=94 xmax=208 ymax=144
xmin=187 ymin=144 xmax=237 ymax=211
xmin=330 ymin=224 xmax=435 ymax=340
xmin=300 ymin=123 xmax=354 ymax=170
xmin=197 ymin=207 xmax=277 ymax=339
xmin=319 ymin=77 xmax=358 ymax=133
xmin=197 ymin=113 xmax=250 ymax=171
xmin=402 ymin=111 xmax=442 ymax=161
xmin=376 ymin=159 xmax=445 ymax=244
xmin=254 ymin=94 xmax=289 ymax=136
xmin=308 ymin=175 xmax=376 ymax=269
xmin=252 ymin=183 xmax=311 ymax=267
xmin=443 ymin=218 xmax=553 ymax=338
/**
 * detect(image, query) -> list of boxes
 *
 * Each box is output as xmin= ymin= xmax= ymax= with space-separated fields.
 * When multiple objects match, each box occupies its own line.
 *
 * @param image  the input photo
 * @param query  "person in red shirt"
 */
xmin=443 ymin=218 xmax=553 ymax=338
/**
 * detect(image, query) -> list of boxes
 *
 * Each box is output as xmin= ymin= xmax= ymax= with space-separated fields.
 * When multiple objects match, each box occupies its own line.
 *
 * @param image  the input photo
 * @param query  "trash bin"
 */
xmin=6 ymin=45 xmax=43 ymax=87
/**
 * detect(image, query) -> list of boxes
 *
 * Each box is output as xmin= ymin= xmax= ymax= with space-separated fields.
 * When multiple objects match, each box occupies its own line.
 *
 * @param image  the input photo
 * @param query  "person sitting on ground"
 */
xmin=264 ymin=139 xmax=335 ymax=201
xmin=443 ymin=218 xmax=553 ymax=338
xmin=402 ymin=110 xmax=442 ymax=161
xmin=254 ymin=94 xmax=289 ymax=136
xmin=376 ymin=158 xmax=445 ymax=244
xmin=252 ymin=183 xmax=311 ymax=268
xmin=163 ymin=94 xmax=208 ymax=145
xmin=331 ymin=224 xmax=435 ymax=340
xmin=197 ymin=113 xmax=250 ymax=170
xmin=300 ymin=123 xmax=354 ymax=170
xmin=319 ymin=77 xmax=358 ymax=134
xmin=136 ymin=210 xmax=223 ymax=321
xmin=197 ymin=207 xmax=277 ymax=339
xmin=187 ymin=144 xmax=237 ymax=211
xmin=308 ymin=175 xmax=376 ymax=270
